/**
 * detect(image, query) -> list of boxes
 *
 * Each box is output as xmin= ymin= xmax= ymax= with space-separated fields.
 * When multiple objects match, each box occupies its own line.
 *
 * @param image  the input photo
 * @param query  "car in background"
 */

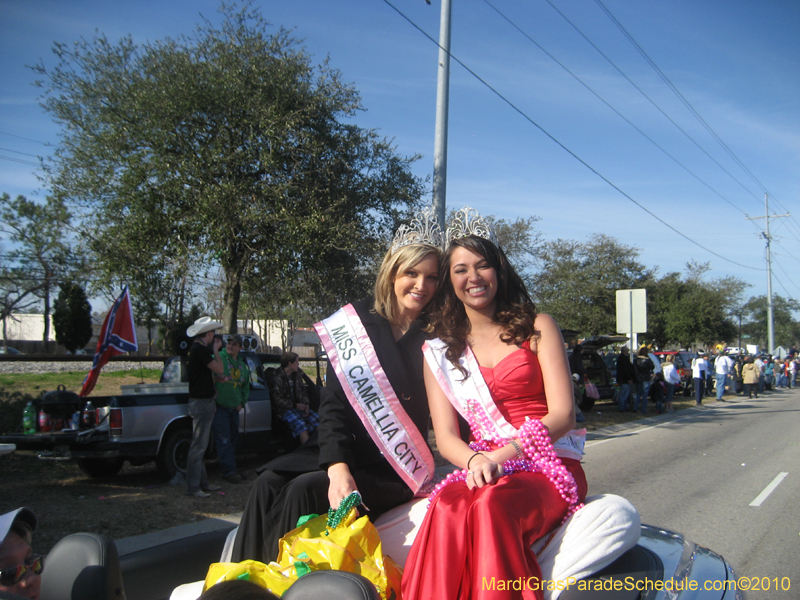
xmin=654 ymin=350 xmax=697 ymax=396
xmin=0 ymin=346 xmax=22 ymax=354
xmin=569 ymin=335 xmax=630 ymax=410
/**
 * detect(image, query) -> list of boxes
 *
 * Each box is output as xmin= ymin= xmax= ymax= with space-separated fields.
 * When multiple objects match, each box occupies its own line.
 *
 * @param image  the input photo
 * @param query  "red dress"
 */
xmin=401 ymin=343 xmax=587 ymax=600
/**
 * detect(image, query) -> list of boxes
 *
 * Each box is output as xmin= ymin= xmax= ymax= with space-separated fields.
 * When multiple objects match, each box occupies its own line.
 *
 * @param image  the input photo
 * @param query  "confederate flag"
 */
xmin=79 ymin=286 xmax=138 ymax=397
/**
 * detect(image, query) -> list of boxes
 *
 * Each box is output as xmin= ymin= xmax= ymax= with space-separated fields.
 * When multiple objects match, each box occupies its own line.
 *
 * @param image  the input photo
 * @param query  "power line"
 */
xmin=543 ymin=0 xmax=764 ymax=208
xmin=594 ymin=0 xmax=771 ymax=197
xmin=0 ymin=147 xmax=41 ymax=158
xmin=0 ymin=131 xmax=49 ymax=145
xmin=590 ymin=0 xmax=800 ymax=249
xmin=481 ymin=0 xmax=752 ymax=219
xmin=0 ymin=154 xmax=40 ymax=167
xmin=383 ymin=0 xmax=763 ymax=271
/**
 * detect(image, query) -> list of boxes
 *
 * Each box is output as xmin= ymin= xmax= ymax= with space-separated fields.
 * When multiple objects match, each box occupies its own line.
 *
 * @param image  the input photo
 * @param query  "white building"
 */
xmin=2 ymin=314 xmax=56 ymax=342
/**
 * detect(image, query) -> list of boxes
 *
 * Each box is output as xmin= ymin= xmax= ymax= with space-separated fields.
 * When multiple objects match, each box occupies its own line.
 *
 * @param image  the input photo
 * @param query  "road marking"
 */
xmin=749 ymin=472 xmax=789 ymax=507
xmin=585 ymin=414 xmax=699 ymax=447
xmin=584 ymin=400 xmax=754 ymax=448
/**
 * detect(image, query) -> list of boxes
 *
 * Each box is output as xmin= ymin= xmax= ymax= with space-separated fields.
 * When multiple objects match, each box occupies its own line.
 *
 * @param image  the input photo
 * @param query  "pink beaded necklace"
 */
xmin=428 ymin=402 xmax=583 ymax=522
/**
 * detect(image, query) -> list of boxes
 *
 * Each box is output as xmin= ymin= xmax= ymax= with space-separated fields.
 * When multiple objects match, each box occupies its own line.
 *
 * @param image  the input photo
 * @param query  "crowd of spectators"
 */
xmin=578 ymin=343 xmax=800 ymax=417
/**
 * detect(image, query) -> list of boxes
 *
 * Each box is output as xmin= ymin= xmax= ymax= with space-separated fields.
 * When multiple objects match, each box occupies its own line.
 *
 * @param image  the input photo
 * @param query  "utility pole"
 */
xmin=431 ymin=0 xmax=452 ymax=229
xmin=746 ymin=194 xmax=789 ymax=354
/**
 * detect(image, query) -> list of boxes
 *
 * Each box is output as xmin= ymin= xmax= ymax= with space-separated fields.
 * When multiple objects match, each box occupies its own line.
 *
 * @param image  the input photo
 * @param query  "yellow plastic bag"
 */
xmin=204 ymin=501 xmax=402 ymax=600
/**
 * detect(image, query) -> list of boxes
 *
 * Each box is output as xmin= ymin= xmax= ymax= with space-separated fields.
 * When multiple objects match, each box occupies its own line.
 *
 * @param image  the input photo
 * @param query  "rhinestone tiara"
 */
xmin=445 ymin=206 xmax=496 ymax=246
xmin=390 ymin=206 xmax=445 ymax=254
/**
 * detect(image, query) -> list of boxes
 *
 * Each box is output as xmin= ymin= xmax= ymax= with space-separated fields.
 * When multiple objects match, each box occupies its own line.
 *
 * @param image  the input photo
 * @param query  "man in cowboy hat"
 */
xmin=186 ymin=316 xmax=225 ymax=497
xmin=0 ymin=507 xmax=41 ymax=599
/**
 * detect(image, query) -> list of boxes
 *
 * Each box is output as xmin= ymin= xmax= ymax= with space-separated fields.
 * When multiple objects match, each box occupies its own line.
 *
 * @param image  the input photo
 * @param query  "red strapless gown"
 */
xmin=401 ymin=343 xmax=587 ymax=600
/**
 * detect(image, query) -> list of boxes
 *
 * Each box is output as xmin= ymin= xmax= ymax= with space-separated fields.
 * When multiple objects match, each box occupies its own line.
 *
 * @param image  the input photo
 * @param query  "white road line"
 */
xmin=749 ymin=472 xmax=789 ymax=507
xmin=584 ymin=400 xmax=751 ymax=448
xmin=585 ymin=414 xmax=700 ymax=447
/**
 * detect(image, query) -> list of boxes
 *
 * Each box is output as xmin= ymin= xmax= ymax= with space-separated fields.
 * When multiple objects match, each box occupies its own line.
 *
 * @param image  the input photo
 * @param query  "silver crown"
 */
xmin=445 ymin=206 xmax=496 ymax=246
xmin=390 ymin=206 xmax=444 ymax=254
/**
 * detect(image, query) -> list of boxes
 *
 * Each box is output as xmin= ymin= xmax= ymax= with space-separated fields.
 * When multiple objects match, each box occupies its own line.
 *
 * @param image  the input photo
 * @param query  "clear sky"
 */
xmin=2 ymin=0 xmax=799 ymax=308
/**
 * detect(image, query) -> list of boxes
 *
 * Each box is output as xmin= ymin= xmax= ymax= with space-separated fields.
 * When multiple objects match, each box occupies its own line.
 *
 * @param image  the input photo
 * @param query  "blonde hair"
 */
xmin=373 ymin=244 xmax=441 ymax=324
xmin=665 ymin=354 xmax=675 ymax=363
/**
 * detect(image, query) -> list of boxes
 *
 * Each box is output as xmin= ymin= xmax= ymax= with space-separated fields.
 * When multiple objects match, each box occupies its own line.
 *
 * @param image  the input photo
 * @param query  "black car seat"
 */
xmin=40 ymin=533 xmax=126 ymax=600
xmin=282 ymin=571 xmax=380 ymax=600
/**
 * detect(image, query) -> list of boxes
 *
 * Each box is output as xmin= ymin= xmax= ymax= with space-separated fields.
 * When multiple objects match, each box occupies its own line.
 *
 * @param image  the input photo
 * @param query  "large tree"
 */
xmin=645 ymin=262 xmax=745 ymax=348
xmin=35 ymin=2 xmax=425 ymax=332
xmin=532 ymin=234 xmax=653 ymax=337
xmin=740 ymin=294 xmax=800 ymax=350
xmin=0 ymin=193 xmax=77 ymax=350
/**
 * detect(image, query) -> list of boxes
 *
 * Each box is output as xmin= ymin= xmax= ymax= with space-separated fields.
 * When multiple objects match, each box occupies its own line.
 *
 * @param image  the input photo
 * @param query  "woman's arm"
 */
xmin=424 ymin=360 xmax=503 ymax=489
xmin=482 ymin=313 xmax=575 ymax=468
xmin=531 ymin=313 xmax=576 ymax=441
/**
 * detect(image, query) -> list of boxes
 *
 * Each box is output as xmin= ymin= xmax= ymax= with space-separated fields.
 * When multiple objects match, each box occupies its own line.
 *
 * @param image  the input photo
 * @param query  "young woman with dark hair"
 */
xmin=402 ymin=208 xmax=587 ymax=600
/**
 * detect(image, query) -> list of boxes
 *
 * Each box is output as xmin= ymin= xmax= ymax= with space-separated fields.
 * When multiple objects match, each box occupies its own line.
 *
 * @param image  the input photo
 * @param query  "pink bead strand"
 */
xmin=429 ymin=411 xmax=583 ymax=522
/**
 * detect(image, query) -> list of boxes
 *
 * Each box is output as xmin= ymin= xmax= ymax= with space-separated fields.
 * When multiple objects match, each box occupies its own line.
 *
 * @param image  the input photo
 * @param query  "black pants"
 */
xmin=743 ymin=383 xmax=758 ymax=398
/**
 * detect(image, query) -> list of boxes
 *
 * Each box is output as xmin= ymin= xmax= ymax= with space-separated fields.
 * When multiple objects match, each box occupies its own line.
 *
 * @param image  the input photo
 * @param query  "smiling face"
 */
xmin=392 ymin=253 xmax=439 ymax=320
xmin=449 ymin=245 xmax=498 ymax=315
xmin=225 ymin=339 xmax=240 ymax=359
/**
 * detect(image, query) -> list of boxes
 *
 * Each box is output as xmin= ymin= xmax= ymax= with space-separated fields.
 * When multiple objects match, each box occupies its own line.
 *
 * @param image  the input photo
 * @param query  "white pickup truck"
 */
xmin=0 ymin=351 xmax=320 ymax=478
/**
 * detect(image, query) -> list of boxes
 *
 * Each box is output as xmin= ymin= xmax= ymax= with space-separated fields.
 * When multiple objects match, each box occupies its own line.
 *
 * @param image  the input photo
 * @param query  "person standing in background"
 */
xmin=753 ymin=354 xmax=765 ymax=395
xmin=661 ymin=354 xmax=681 ymax=413
xmin=213 ymin=335 xmax=251 ymax=484
xmin=616 ymin=346 xmax=636 ymax=412
xmin=714 ymin=350 xmax=734 ymax=401
xmin=185 ymin=316 xmax=225 ymax=498
xmin=691 ymin=350 xmax=709 ymax=406
xmin=742 ymin=356 xmax=760 ymax=399
xmin=633 ymin=347 xmax=654 ymax=414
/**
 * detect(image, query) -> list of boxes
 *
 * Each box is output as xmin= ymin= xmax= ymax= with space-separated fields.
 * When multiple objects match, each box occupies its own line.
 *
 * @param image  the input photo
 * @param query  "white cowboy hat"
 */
xmin=186 ymin=316 xmax=223 ymax=338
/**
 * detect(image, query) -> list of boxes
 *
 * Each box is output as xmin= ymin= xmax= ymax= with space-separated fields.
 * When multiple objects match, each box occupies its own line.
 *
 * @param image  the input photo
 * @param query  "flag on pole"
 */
xmin=79 ymin=286 xmax=138 ymax=397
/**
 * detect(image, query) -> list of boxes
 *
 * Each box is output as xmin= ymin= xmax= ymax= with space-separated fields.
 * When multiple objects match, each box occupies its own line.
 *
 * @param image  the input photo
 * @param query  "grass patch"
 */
xmin=0 ymin=369 xmax=162 ymax=399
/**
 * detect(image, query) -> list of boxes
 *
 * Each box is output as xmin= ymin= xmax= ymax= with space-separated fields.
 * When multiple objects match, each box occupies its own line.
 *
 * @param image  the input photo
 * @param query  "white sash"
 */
xmin=422 ymin=338 xmax=585 ymax=460
xmin=314 ymin=304 xmax=435 ymax=494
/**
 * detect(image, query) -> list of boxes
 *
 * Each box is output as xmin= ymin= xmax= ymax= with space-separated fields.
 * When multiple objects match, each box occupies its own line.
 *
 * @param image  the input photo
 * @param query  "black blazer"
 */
xmin=317 ymin=298 xmax=431 ymax=474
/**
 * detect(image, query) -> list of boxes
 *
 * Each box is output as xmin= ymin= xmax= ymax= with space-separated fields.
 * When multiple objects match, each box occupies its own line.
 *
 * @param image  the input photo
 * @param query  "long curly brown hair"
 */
xmin=428 ymin=235 xmax=538 ymax=376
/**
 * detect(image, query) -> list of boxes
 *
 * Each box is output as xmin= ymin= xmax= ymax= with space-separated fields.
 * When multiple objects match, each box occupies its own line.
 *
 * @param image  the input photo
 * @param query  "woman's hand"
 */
xmin=466 ymin=455 xmax=504 ymax=490
xmin=327 ymin=462 xmax=358 ymax=510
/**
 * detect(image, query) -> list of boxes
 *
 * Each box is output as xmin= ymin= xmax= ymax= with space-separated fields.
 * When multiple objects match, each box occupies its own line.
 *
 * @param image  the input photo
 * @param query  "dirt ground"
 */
xmin=1 ymin=449 xmax=272 ymax=554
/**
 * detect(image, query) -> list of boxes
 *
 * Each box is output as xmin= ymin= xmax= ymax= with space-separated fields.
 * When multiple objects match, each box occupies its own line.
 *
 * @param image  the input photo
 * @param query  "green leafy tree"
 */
xmin=0 ymin=193 xmax=79 ymax=350
xmin=532 ymin=234 xmax=653 ymax=337
xmin=740 ymin=295 xmax=800 ymax=349
xmin=52 ymin=281 xmax=93 ymax=353
xmin=34 ymin=2 xmax=425 ymax=334
xmin=646 ymin=262 xmax=745 ymax=348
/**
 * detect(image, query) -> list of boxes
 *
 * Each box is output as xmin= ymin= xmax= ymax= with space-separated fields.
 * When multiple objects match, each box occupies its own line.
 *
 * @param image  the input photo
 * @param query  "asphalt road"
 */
xmin=583 ymin=387 xmax=800 ymax=590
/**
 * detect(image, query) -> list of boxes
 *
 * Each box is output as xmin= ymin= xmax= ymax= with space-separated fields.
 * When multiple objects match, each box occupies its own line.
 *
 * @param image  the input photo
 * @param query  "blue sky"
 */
xmin=2 ymin=0 xmax=799 ymax=309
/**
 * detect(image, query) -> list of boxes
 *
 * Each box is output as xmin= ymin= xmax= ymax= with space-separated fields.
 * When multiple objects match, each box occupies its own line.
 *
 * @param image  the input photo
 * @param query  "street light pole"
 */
xmin=431 ymin=0 xmax=452 ymax=228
